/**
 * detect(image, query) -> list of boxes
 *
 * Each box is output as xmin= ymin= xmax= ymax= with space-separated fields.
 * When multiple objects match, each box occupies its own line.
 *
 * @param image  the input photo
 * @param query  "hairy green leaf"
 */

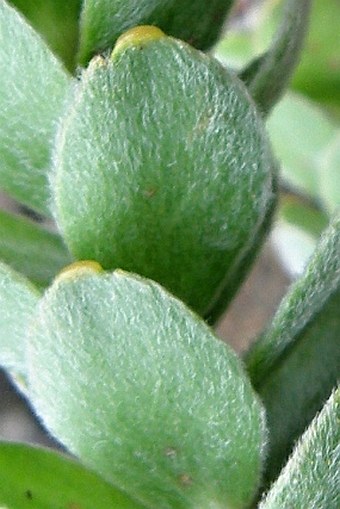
xmin=0 ymin=261 xmax=39 ymax=388
xmin=0 ymin=442 xmax=145 ymax=509
xmin=0 ymin=210 xmax=72 ymax=287
xmin=8 ymin=0 xmax=82 ymax=72
xmin=259 ymin=387 xmax=340 ymax=509
xmin=0 ymin=0 xmax=71 ymax=215
xmin=240 ymin=0 xmax=311 ymax=115
xmin=245 ymin=212 xmax=340 ymax=481
xmin=77 ymin=0 xmax=235 ymax=66
xmin=53 ymin=30 xmax=275 ymax=316
xmin=28 ymin=264 xmax=266 ymax=509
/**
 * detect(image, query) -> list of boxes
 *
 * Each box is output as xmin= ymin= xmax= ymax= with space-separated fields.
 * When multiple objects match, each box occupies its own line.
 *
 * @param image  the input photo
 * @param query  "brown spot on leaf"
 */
xmin=178 ymin=473 xmax=193 ymax=487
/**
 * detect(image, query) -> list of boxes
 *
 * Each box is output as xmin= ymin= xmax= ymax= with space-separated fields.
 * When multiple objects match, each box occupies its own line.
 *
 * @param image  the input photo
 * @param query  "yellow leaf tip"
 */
xmin=112 ymin=25 xmax=166 ymax=57
xmin=56 ymin=260 xmax=104 ymax=283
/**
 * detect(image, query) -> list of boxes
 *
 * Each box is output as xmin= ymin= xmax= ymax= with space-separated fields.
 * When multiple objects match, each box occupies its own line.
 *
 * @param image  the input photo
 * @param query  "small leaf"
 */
xmin=0 ymin=442 xmax=145 ymax=509
xmin=53 ymin=30 xmax=275 ymax=316
xmin=8 ymin=0 xmax=82 ymax=72
xmin=0 ymin=0 xmax=71 ymax=215
xmin=240 ymin=0 xmax=312 ymax=115
xmin=77 ymin=0 xmax=236 ymax=66
xmin=28 ymin=265 xmax=266 ymax=509
xmin=0 ymin=261 xmax=40 ymax=387
xmin=245 ymin=212 xmax=340 ymax=482
xmin=0 ymin=209 xmax=72 ymax=287
xmin=259 ymin=387 xmax=340 ymax=509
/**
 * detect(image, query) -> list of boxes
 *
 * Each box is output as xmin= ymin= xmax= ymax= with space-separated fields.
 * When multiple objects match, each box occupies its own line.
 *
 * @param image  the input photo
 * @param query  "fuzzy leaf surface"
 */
xmin=0 ymin=442 xmax=145 ymax=509
xmin=8 ymin=0 xmax=82 ymax=72
xmin=28 ymin=266 xmax=266 ymax=509
xmin=0 ymin=261 xmax=39 ymax=384
xmin=245 ymin=212 xmax=340 ymax=481
xmin=0 ymin=0 xmax=71 ymax=215
xmin=259 ymin=387 xmax=340 ymax=509
xmin=77 ymin=0 xmax=235 ymax=65
xmin=240 ymin=0 xmax=311 ymax=115
xmin=0 ymin=210 xmax=72 ymax=287
xmin=54 ymin=34 xmax=274 ymax=316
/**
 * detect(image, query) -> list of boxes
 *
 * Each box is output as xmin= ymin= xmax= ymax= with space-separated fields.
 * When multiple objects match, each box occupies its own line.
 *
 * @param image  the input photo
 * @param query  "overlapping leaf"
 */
xmin=259 ymin=387 xmax=340 ymax=509
xmin=28 ymin=264 xmax=266 ymax=509
xmin=0 ymin=0 xmax=71 ymax=215
xmin=246 ymin=212 xmax=340 ymax=481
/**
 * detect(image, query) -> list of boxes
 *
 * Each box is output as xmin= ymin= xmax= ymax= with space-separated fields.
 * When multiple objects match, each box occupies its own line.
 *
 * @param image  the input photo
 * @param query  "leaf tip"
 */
xmin=112 ymin=25 xmax=166 ymax=57
xmin=55 ymin=260 xmax=104 ymax=283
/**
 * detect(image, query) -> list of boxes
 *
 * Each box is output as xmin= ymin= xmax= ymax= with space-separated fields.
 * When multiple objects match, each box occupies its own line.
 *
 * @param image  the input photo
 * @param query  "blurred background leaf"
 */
xmin=215 ymin=0 xmax=340 ymax=277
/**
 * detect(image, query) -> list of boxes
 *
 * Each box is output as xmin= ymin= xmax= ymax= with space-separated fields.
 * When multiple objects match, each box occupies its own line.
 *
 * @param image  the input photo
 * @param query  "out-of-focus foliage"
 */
xmin=215 ymin=0 xmax=340 ymax=276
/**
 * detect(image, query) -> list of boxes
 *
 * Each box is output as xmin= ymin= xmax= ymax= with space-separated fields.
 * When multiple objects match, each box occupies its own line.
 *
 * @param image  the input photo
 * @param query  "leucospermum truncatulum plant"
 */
xmin=0 ymin=1 xmax=339 ymax=508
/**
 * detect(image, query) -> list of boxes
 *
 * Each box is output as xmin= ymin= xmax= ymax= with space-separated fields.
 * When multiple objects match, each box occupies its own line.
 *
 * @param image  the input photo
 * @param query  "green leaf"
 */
xmin=8 ymin=0 xmax=82 ymax=72
xmin=240 ymin=0 xmax=311 ymax=115
xmin=0 ymin=261 xmax=39 ymax=388
xmin=267 ymin=92 xmax=338 ymax=201
xmin=53 ymin=29 xmax=275 ymax=316
xmin=259 ymin=387 xmax=340 ymax=509
xmin=28 ymin=264 xmax=266 ymax=509
xmin=0 ymin=442 xmax=145 ymax=509
xmin=0 ymin=209 xmax=72 ymax=288
xmin=245 ymin=212 xmax=340 ymax=482
xmin=0 ymin=0 xmax=71 ymax=215
xmin=291 ymin=0 xmax=340 ymax=110
xmin=77 ymin=0 xmax=235 ymax=66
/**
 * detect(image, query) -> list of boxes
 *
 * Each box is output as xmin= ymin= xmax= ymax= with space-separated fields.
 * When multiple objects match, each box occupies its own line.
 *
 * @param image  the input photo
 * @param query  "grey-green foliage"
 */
xmin=0 ymin=261 xmax=40 ymax=384
xmin=245 ymin=211 xmax=340 ymax=481
xmin=0 ymin=209 xmax=72 ymax=287
xmin=28 ymin=266 xmax=266 ymax=509
xmin=0 ymin=0 xmax=71 ymax=215
xmin=260 ymin=387 xmax=340 ymax=509
xmin=77 ymin=0 xmax=235 ymax=65
xmin=53 ymin=32 xmax=275 ymax=317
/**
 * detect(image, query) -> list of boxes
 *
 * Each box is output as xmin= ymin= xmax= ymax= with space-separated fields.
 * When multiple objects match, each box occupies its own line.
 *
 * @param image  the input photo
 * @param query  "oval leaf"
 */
xmin=0 ymin=442 xmax=145 ymax=509
xmin=245 ymin=211 xmax=340 ymax=482
xmin=0 ymin=0 xmax=71 ymax=215
xmin=259 ymin=387 xmax=340 ymax=509
xmin=28 ymin=264 xmax=266 ymax=509
xmin=53 ymin=29 xmax=275 ymax=316
xmin=77 ymin=0 xmax=235 ymax=66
